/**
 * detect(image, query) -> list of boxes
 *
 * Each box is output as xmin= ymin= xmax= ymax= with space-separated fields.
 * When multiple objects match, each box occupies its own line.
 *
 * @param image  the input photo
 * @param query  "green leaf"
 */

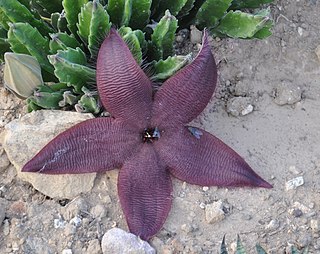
xmin=7 ymin=23 xmax=54 ymax=79
xmin=130 ymin=0 xmax=151 ymax=29
xmin=220 ymin=235 xmax=228 ymax=254
xmin=30 ymin=0 xmax=63 ymax=16
xmin=236 ymin=235 xmax=247 ymax=254
xmin=0 ymin=27 xmax=10 ymax=62
xmin=76 ymin=87 xmax=100 ymax=114
xmin=156 ymin=0 xmax=188 ymax=17
xmin=51 ymin=12 xmax=68 ymax=33
xmin=0 ymin=0 xmax=53 ymax=35
xmin=196 ymin=0 xmax=233 ymax=29
xmin=77 ymin=0 xmax=111 ymax=58
xmin=50 ymin=32 xmax=82 ymax=52
xmin=150 ymin=10 xmax=178 ymax=60
xmin=153 ymin=54 xmax=190 ymax=80
xmin=119 ymin=27 xmax=145 ymax=64
xmin=255 ymin=244 xmax=267 ymax=254
xmin=48 ymin=47 xmax=96 ymax=93
xmin=230 ymin=0 xmax=274 ymax=9
xmin=177 ymin=0 xmax=196 ymax=18
xmin=62 ymin=0 xmax=88 ymax=36
xmin=215 ymin=10 xmax=271 ymax=38
xmin=107 ymin=0 xmax=133 ymax=27
xmin=0 ymin=8 xmax=10 ymax=30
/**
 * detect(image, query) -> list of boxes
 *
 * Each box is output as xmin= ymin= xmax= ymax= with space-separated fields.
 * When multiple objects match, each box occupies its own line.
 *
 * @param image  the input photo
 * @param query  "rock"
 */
xmin=2 ymin=110 xmax=96 ymax=199
xmin=265 ymin=219 xmax=280 ymax=231
xmin=316 ymin=45 xmax=320 ymax=61
xmin=0 ymin=146 xmax=10 ymax=172
xmin=101 ymin=228 xmax=156 ymax=254
xmin=62 ymin=197 xmax=89 ymax=221
xmin=310 ymin=219 xmax=319 ymax=232
xmin=234 ymin=81 xmax=249 ymax=96
xmin=285 ymin=176 xmax=304 ymax=191
xmin=90 ymin=204 xmax=107 ymax=219
xmin=0 ymin=198 xmax=7 ymax=225
xmin=274 ymin=82 xmax=302 ymax=105
xmin=226 ymin=97 xmax=254 ymax=117
xmin=205 ymin=200 xmax=225 ymax=224
xmin=190 ymin=25 xmax=202 ymax=44
xmin=86 ymin=239 xmax=102 ymax=254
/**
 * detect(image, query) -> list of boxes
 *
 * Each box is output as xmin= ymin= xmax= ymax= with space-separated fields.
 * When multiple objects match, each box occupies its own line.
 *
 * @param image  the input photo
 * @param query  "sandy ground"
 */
xmin=1 ymin=0 xmax=320 ymax=253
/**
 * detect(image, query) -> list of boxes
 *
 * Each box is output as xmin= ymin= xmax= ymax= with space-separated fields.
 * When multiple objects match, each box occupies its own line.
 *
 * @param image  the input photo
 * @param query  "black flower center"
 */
xmin=142 ymin=127 xmax=161 ymax=143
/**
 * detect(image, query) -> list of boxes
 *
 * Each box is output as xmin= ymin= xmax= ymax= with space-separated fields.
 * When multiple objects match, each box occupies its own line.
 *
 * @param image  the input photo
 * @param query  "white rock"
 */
xmin=190 ymin=25 xmax=202 ymax=44
xmin=205 ymin=200 xmax=225 ymax=224
xmin=226 ymin=97 xmax=253 ymax=117
xmin=62 ymin=249 xmax=72 ymax=254
xmin=101 ymin=228 xmax=156 ymax=254
xmin=310 ymin=219 xmax=319 ymax=232
xmin=0 ymin=146 xmax=10 ymax=172
xmin=2 ymin=110 xmax=96 ymax=199
xmin=285 ymin=176 xmax=304 ymax=191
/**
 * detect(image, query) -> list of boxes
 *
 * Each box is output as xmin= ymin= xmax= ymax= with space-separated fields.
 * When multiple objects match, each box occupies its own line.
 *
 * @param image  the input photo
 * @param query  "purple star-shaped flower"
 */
xmin=23 ymin=28 xmax=271 ymax=240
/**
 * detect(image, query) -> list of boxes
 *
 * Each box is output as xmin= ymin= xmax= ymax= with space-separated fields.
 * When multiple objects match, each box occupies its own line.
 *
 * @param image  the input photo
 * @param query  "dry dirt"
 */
xmin=1 ymin=0 xmax=320 ymax=253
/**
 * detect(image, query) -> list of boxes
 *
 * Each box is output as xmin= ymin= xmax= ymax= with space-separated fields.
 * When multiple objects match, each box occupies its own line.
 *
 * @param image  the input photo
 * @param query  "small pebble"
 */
xmin=285 ymin=176 xmax=304 ymax=190
xmin=199 ymin=202 xmax=206 ymax=209
xmin=265 ymin=219 xmax=280 ymax=231
xmin=310 ymin=219 xmax=319 ymax=232
xmin=202 ymin=186 xmax=209 ymax=192
xmin=226 ymin=97 xmax=253 ymax=117
xmin=316 ymin=45 xmax=320 ymax=61
xmin=205 ymin=200 xmax=225 ymax=224
xmin=62 ymin=249 xmax=72 ymax=254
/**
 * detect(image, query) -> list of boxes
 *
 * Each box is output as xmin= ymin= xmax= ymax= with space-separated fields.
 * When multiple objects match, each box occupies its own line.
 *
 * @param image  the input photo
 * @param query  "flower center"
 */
xmin=142 ymin=127 xmax=161 ymax=143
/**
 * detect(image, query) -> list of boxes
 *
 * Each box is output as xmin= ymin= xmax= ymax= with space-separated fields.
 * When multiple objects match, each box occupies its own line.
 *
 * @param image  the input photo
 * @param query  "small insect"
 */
xmin=188 ymin=126 xmax=203 ymax=139
xmin=142 ymin=127 xmax=161 ymax=143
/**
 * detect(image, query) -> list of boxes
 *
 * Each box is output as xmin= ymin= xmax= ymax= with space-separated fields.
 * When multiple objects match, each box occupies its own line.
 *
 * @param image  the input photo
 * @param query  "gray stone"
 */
xmin=274 ymin=82 xmax=302 ymax=105
xmin=190 ymin=25 xmax=202 ymax=44
xmin=0 ymin=146 xmax=10 ymax=172
xmin=0 ymin=198 xmax=7 ymax=226
xmin=2 ymin=110 xmax=96 ymax=199
xmin=205 ymin=200 xmax=225 ymax=224
xmin=101 ymin=228 xmax=155 ymax=254
xmin=86 ymin=239 xmax=102 ymax=254
xmin=227 ymin=97 xmax=254 ymax=117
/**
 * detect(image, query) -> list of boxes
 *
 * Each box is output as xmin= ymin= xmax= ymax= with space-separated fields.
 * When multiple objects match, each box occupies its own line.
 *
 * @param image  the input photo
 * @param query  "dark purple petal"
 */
xmin=151 ymin=29 xmax=217 ymax=128
xmin=96 ymin=28 xmax=153 ymax=128
xmin=22 ymin=118 xmax=141 ymax=174
xmin=155 ymin=126 xmax=272 ymax=188
xmin=118 ymin=144 xmax=172 ymax=240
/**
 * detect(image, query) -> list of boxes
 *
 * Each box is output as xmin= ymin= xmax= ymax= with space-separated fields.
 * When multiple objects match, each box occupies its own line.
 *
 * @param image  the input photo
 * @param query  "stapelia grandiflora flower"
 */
xmin=23 ymin=28 xmax=272 ymax=240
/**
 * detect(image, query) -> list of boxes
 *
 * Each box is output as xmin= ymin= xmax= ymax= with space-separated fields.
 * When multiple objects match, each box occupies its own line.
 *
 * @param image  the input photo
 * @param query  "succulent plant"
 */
xmin=0 ymin=0 xmax=274 ymax=114
xmin=221 ymin=235 xmax=309 ymax=254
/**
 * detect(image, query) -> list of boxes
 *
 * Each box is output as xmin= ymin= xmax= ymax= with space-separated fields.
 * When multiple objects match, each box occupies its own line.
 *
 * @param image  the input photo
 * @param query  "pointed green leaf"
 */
xmin=50 ymin=32 xmax=82 ymax=52
xmin=155 ymin=0 xmax=188 ymax=18
xmin=48 ymin=47 xmax=96 ymax=93
xmin=150 ymin=10 xmax=178 ymax=60
xmin=196 ymin=0 xmax=233 ymax=29
xmin=77 ymin=0 xmax=111 ymax=58
xmin=119 ymin=27 xmax=145 ymax=64
xmin=153 ymin=54 xmax=190 ymax=80
xmin=7 ymin=23 xmax=54 ymax=79
xmin=30 ymin=0 xmax=63 ymax=16
xmin=235 ymin=235 xmax=247 ymax=254
xmin=0 ymin=0 xmax=53 ymax=35
xmin=255 ymin=244 xmax=267 ymax=254
xmin=129 ymin=0 xmax=151 ymax=29
xmin=59 ymin=90 xmax=80 ymax=107
xmin=177 ymin=0 xmax=196 ymax=18
xmin=62 ymin=0 xmax=88 ymax=36
xmin=107 ymin=0 xmax=133 ymax=27
xmin=215 ymin=10 xmax=271 ymax=38
xmin=230 ymin=0 xmax=274 ymax=9
xmin=0 ymin=8 xmax=10 ymax=30
xmin=220 ymin=235 xmax=228 ymax=254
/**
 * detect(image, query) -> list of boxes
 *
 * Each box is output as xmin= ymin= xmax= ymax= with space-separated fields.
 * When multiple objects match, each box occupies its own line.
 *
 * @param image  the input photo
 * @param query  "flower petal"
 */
xmin=155 ymin=126 xmax=272 ymax=188
xmin=22 ymin=118 xmax=140 ymax=174
xmin=96 ymin=28 xmax=152 ymax=128
xmin=118 ymin=144 xmax=172 ymax=240
xmin=151 ymin=29 xmax=217 ymax=128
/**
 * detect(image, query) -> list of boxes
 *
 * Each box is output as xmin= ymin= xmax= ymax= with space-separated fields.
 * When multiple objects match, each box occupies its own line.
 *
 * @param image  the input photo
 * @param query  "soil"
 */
xmin=1 ymin=0 xmax=320 ymax=253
